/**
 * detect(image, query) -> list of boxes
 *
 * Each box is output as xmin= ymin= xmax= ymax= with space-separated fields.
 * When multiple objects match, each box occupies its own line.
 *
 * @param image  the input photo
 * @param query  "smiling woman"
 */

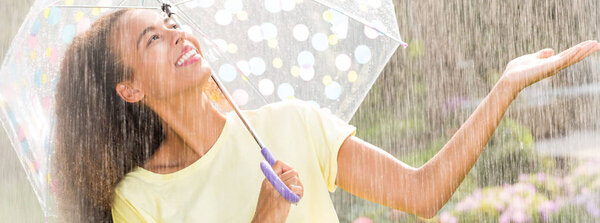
xmin=52 ymin=7 xmax=600 ymax=223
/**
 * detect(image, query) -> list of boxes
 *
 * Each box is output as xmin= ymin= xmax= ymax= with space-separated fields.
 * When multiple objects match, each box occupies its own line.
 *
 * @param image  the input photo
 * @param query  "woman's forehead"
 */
xmin=122 ymin=9 xmax=164 ymax=27
xmin=115 ymin=10 xmax=165 ymax=46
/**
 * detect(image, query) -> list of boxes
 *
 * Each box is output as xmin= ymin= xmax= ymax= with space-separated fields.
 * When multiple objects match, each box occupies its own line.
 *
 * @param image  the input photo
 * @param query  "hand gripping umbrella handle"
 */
xmin=259 ymin=147 xmax=301 ymax=203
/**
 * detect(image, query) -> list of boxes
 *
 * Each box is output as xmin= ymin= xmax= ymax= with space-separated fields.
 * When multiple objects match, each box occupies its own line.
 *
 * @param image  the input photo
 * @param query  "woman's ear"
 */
xmin=116 ymin=82 xmax=145 ymax=103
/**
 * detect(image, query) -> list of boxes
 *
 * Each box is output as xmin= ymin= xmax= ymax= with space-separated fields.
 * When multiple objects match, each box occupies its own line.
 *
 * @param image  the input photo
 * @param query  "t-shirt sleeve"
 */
xmin=295 ymin=100 xmax=356 ymax=192
xmin=112 ymin=189 xmax=155 ymax=223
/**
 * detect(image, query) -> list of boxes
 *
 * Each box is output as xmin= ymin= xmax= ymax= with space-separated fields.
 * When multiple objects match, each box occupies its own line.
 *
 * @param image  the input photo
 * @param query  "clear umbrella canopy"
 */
xmin=0 ymin=0 xmax=406 ymax=217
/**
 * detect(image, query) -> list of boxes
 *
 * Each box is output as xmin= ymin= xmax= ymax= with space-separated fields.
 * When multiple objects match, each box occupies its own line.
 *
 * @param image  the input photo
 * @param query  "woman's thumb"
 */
xmin=536 ymin=48 xmax=554 ymax=59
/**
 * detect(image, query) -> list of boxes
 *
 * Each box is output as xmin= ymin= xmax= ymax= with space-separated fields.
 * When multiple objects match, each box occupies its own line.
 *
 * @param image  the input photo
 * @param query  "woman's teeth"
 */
xmin=176 ymin=50 xmax=198 ymax=67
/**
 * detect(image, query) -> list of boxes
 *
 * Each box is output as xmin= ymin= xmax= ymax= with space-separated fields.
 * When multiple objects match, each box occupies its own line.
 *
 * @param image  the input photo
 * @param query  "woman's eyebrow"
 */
xmin=137 ymin=26 xmax=155 ymax=48
xmin=136 ymin=18 xmax=172 ymax=48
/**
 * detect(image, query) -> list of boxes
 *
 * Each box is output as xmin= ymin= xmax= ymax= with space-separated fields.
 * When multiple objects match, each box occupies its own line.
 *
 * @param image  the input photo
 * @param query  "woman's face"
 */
xmin=113 ymin=9 xmax=210 ymax=101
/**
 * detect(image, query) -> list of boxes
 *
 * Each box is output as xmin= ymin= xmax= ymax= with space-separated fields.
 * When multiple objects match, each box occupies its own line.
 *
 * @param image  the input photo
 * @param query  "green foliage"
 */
xmin=397 ymin=137 xmax=446 ymax=167
xmin=472 ymin=118 xmax=553 ymax=186
xmin=407 ymin=39 xmax=425 ymax=59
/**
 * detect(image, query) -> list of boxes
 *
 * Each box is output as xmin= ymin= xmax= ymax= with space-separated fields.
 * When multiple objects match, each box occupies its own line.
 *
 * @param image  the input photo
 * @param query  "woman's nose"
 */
xmin=170 ymin=29 xmax=187 ymax=46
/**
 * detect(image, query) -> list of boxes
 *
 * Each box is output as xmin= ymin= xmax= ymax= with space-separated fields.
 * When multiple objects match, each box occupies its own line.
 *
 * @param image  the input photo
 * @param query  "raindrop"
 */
xmin=260 ymin=23 xmax=278 ymax=40
xmin=212 ymin=39 xmax=228 ymax=52
xmin=299 ymin=67 xmax=315 ymax=81
xmin=236 ymin=60 xmax=250 ymax=75
xmin=297 ymin=51 xmax=315 ymax=68
xmin=215 ymin=10 xmax=233 ymax=26
xmin=324 ymin=81 xmax=342 ymax=100
xmin=369 ymin=0 xmax=382 ymax=8
xmin=281 ymin=0 xmax=296 ymax=11
xmin=272 ymin=58 xmax=283 ymax=69
xmin=232 ymin=89 xmax=249 ymax=106
xmin=197 ymin=0 xmax=215 ymax=8
xmin=218 ymin=64 xmax=237 ymax=82
xmin=47 ymin=7 xmax=61 ymax=26
xmin=247 ymin=25 xmax=263 ymax=42
xmin=329 ymin=9 xmax=347 ymax=26
xmin=293 ymin=24 xmax=309 ymax=41
xmin=322 ymin=75 xmax=332 ymax=85
xmin=76 ymin=18 xmax=91 ymax=34
xmin=224 ymin=0 xmax=243 ymax=14
xmin=29 ymin=19 xmax=40 ymax=35
xmin=61 ymin=24 xmax=76 ymax=44
xmin=354 ymin=45 xmax=372 ymax=64
xmin=277 ymin=83 xmax=294 ymax=100
xmin=311 ymin=33 xmax=329 ymax=51
xmin=335 ymin=54 xmax=351 ymax=71
xmin=249 ymin=57 xmax=266 ymax=75
xmin=264 ymin=0 xmax=281 ymax=13
xmin=347 ymin=70 xmax=358 ymax=82
xmin=290 ymin=66 xmax=300 ymax=77
xmin=258 ymin=79 xmax=274 ymax=96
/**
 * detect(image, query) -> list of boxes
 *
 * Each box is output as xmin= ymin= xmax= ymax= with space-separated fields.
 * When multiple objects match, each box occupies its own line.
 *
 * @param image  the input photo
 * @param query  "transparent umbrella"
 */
xmin=0 ymin=0 xmax=407 ymax=218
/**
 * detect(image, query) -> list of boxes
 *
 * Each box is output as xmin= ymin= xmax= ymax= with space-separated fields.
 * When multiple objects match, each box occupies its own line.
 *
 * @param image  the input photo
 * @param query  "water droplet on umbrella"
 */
xmin=277 ymin=83 xmax=294 ymax=100
xmin=354 ymin=45 xmax=372 ymax=64
xmin=311 ymin=32 xmax=329 ymax=51
xmin=218 ymin=64 xmax=237 ymax=82
xmin=293 ymin=24 xmax=309 ymax=41
xmin=249 ymin=57 xmax=266 ymax=76
xmin=325 ymin=81 xmax=342 ymax=100
xmin=335 ymin=54 xmax=351 ymax=71
xmin=215 ymin=10 xmax=232 ymax=25
xmin=297 ymin=51 xmax=315 ymax=67
xmin=259 ymin=79 xmax=274 ymax=96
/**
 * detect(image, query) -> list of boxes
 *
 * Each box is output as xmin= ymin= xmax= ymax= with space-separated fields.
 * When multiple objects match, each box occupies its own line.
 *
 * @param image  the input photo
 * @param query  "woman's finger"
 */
xmin=558 ymin=41 xmax=599 ymax=70
xmin=536 ymin=48 xmax=554 ymax=59
xmin=290 ymin=185 xmax=303 ymax=198
xmin=279 ymin=169 xmax=299 ymax=182
xmin=272 ymin=160 xmax=294 ymax=175
xmin=547 ymin=44 xmax=583 ymax=72
xmin=557 ymin=40 xmax=593 ymax=57
xmin=541 ymin=41 xmax=599 ymax=80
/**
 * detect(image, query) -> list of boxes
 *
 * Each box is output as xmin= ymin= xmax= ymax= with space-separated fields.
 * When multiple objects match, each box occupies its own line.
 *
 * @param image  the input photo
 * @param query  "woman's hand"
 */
xmin=501 ymin=40 xmax=600 ymax=93
xmin=251 ymin=161 xmax=304 ymax=223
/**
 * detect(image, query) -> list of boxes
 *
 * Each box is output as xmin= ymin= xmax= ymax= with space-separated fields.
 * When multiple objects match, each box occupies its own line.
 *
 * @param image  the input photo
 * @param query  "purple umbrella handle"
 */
xmin=259 ymin=147 xmax=301 ymax=203
xmin=260 ymin=161 xmax=301 ymax=203
xmin=261 ymin=147 xmax=277 ymax=166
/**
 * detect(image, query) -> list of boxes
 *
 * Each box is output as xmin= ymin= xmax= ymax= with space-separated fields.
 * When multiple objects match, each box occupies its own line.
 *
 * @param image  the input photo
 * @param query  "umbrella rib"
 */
xmin=311 ymin=0 xmax=404 ymax=44
xmin=52 ymin=5 xmax=160 ymax=9
xmin=172 ymin=0 xmax=195 ymax=7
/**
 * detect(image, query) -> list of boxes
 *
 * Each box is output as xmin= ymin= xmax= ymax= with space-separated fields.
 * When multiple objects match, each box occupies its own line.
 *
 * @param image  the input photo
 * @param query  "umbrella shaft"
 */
xmin=209 ymin=75 xmax=266 ymax=150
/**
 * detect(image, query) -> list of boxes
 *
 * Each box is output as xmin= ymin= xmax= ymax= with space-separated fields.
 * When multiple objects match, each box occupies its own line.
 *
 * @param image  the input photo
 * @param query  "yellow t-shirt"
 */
xmin=111 ymin=99 xmax=356 ymax=223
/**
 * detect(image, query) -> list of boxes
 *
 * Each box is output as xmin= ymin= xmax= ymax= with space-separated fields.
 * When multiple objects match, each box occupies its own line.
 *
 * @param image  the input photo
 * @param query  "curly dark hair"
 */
xmin=53 ymin=9 xmax=164 ymax=222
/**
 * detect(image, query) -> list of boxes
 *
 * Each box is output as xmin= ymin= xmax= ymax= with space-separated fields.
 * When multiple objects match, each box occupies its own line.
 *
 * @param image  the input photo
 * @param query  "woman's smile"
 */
xmin=175 ymin=41 xmax=202 ymax=67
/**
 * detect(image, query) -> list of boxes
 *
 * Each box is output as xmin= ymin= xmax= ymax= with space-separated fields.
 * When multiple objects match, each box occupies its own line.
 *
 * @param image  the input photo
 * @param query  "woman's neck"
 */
xmin=143 ymin=86 xmax=227 ymax=170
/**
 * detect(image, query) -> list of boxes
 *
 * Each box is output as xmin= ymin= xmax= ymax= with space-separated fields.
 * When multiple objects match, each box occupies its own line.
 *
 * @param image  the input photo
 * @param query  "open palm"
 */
xmin=502 ymin=40 xmax=600 ymax=91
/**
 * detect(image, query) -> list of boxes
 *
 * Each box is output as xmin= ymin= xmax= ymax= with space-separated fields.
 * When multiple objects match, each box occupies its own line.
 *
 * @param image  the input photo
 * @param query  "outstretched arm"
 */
xmin=335 ymin=41 xmax=600 ymax=218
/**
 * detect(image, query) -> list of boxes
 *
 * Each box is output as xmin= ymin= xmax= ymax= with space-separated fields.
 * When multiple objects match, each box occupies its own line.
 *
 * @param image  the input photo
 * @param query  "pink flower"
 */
xmin=352 ymin=217 xmax=372 ymax=223
xmin=538 ymin=200 xmax=560 ymax=220
xmin=440 ymin=212 xmax=458 ymax=223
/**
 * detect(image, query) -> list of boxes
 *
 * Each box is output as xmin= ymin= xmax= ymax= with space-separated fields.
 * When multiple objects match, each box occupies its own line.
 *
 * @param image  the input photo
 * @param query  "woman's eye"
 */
xmin=171 ymin=24 xmax=178 ymax=29
xmin=148 ymin=35 xmax=160 ymax=46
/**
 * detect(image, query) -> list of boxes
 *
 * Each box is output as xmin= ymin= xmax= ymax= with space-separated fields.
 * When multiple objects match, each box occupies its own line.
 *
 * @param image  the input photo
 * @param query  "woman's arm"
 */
xmin=335 ymin=41 xmax=600 ymax=218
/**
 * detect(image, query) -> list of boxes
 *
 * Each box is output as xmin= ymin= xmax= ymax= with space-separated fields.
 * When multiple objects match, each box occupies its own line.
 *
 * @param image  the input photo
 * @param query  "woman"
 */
xmin=53 ymin=8 xmax=599 ymax=223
